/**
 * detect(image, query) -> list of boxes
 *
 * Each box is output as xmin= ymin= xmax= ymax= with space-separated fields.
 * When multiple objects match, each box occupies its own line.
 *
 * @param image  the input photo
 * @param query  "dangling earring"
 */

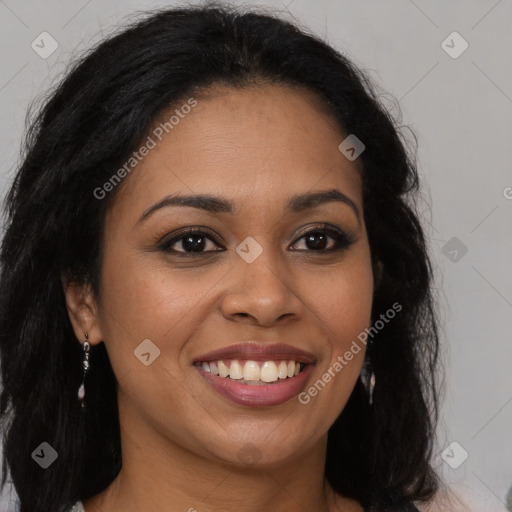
xmin=78 ymin=334 xmax=90 ymax=410
xmin=368 ymin=362 xmax=376 ymax=406
xmin=362 ymin=358 xmax=376 ymax=406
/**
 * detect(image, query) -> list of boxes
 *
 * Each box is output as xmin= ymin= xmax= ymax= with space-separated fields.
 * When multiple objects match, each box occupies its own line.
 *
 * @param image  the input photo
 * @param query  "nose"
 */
xmin=220 ymin=254 xmax=303 ymax=328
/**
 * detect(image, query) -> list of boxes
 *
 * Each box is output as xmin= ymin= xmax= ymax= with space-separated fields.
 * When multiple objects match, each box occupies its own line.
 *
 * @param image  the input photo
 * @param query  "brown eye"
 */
xmin=290 ymin=225 xmax=356 ymax=252
xmin=308 ymin=232 xmax=331 ymax=250
xmin=174 ymin=234 xmax=209 ymax=252
xmin=159 ymin=229 xmax=224 ymax=254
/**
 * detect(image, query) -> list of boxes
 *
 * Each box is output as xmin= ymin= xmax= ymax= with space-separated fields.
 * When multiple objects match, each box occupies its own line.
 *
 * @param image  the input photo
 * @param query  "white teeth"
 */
xmin=260 ymin=361 xmax=278 ymax=382
xmin=218 ymin=360 xmax=230 ymax=378
xmin=229 ymin=360 xmax=244 ymax=380
xmin=243 ymin=360 xmax=260 ymax=381
xmin=200 ymin=359 xmax=306 ymax=383
xmin=209 ymin=362 xmax=219 ymax=375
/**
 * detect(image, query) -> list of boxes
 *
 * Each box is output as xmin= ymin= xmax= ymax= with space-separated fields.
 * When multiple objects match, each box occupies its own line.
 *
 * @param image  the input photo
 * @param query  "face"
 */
xmin=73 ymin=84 xmax=375 ymax=468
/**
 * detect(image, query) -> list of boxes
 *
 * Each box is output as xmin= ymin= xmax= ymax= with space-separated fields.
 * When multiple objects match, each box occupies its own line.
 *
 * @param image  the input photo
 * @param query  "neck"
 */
xmin=83 ymin=395 xmax=362 ymax=512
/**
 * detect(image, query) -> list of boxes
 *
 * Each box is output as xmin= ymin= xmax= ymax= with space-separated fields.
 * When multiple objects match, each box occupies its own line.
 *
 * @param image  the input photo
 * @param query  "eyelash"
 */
xmin=291 ymin=224 xmax=356 ymax=252
xmin=157 ymin=224 xmax=356 ymax=256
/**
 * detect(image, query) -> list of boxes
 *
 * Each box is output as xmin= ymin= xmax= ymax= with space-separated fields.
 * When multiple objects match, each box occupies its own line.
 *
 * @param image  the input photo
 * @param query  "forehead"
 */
xmin=109 ymin=84 xmax=362 ymax=219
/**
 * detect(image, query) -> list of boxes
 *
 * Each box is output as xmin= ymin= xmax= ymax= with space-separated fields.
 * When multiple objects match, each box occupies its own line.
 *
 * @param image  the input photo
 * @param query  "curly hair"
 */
xmin=0 ymin=3 xmax=441 ymax=511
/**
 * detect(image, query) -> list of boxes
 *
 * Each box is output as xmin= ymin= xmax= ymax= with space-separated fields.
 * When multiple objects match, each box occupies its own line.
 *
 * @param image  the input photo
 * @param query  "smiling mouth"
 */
xmin=193 ymin=342 xmax=316 ymax=406
xmin=194 ymin=358 xmax=314 ymax=407
xmin=195 ymin=359 xmax=308 ymax=385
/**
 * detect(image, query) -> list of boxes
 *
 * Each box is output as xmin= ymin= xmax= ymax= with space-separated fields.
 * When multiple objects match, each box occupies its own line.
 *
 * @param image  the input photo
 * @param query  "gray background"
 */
xmin=0 ymin=0 xmax=511 ymax=511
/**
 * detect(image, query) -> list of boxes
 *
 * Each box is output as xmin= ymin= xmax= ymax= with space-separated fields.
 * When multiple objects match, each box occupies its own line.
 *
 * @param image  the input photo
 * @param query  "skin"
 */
xmin=64 ymin=83 xmax=378 ymax=512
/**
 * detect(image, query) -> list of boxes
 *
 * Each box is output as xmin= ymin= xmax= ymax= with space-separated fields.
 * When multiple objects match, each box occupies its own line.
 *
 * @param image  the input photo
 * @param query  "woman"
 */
xmin=0 ymin=4 xmax=447 ymax=511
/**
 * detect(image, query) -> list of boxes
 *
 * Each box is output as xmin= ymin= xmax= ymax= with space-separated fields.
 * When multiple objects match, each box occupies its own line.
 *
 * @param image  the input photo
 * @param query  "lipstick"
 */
xmin=193 ymin=342 xmax=316 ymax=406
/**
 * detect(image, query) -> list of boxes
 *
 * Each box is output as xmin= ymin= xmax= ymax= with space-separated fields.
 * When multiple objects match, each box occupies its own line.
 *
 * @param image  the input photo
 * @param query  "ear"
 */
xmin=61 ymin=274 xmax=103 ymax=346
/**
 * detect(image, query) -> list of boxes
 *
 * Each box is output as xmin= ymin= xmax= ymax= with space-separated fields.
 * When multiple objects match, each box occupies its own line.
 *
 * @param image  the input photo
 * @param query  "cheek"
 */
xmin=101 ymin=245 xmax=201 ymax=328
xmin=97 ymin=245 xmax=227 ymax=372
xmin=297 ymin=251 xmax=374 ymax=415
xmin=309 ymin=251 xmax=375 ymax=345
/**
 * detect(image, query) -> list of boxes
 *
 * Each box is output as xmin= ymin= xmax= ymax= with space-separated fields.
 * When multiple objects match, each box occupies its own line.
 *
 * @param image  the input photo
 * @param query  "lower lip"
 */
xmin=195 ymin=364 xmax=314 ymax=407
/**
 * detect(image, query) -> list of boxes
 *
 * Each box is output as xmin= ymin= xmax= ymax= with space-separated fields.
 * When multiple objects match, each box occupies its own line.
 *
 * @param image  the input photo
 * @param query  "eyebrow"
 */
xmin=136 ymin=188 xmax=361 ymax=225
xmin=288 ymin=189 xmax=361 ymax=224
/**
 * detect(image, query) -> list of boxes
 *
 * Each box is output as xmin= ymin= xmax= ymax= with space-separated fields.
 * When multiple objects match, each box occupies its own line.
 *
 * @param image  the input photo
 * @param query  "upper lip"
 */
xmin=193 ymin=342 xmax=317 ymax=364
